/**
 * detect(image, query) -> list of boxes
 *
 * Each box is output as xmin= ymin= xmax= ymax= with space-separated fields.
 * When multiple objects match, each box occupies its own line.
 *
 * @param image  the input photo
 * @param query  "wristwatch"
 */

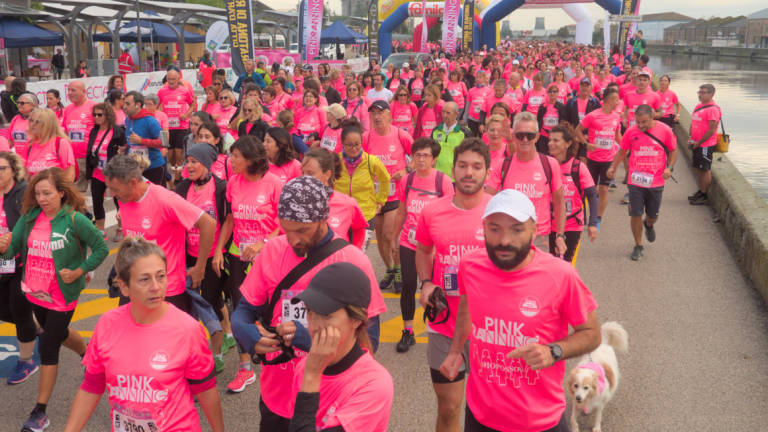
xmin=419 ymin=279 xmax=432 ymax=290
xmin=547 ymin=343 xmax=563 ymax=362
xmin=556 ymin=233 xmax=566 ymax=240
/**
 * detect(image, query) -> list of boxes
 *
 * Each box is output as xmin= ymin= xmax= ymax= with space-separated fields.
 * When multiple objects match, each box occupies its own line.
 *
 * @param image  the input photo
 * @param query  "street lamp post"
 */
xmin=135 ymin=0 xmax=143 ymax=72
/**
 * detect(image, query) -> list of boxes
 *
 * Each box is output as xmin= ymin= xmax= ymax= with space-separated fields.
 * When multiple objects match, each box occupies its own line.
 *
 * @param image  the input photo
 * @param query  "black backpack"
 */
xmin=499 ymin=153 xmax=553 ymax=192
xmin=404 ymin=170 xmax=446 ymax=201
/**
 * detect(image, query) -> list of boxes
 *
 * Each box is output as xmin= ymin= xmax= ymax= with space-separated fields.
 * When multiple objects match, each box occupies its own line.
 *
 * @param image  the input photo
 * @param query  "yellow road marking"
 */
xmin=0 ymin=296 xmax=119 ymax=337
xmin=380 ymin=307 xmax=428 ymax=343
xmin=82 ymin=289 xmax=108 ymax=295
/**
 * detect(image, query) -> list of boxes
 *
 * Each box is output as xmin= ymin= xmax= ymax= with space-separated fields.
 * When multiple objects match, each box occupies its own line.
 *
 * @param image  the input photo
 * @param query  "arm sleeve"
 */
xmin=584 ymin=186 xmax=598 ymax=227
xmin=231 ymin=298 xmax=264 ymax=356
xmin=290 ymin=320 xmax=312 ymax=352
xmin=289 ymin=392 xmax=321 ymax=432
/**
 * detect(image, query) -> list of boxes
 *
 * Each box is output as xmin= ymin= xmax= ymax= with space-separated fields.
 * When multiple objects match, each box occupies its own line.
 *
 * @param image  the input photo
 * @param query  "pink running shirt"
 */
xmin=690 ymin=102 xmax=721 ymax=148
xmin=268 ymin=159 xmax=302 ymax=183
xmin=119 ymin=184 xmax=203 ymax=297
xmin=581 ymin=109 xmax=621 ymax=163
xmin=158 ymin=86 xmax=195 ymax=130
xmin=390 ymin=101 xmax=418 ymax=136
xmin=458 ymin=248 xmax=597 ymax=432
xmin=523 ymin=88 xmax=547 ymax=114
xmin=226 ymin=172 xmax=283 ymax=256
xmin=91 ymin=129 xmax=113 ymax=182
xmin=414 ymin=194 xmax=491 ymax=338
xmin=397 ymin=170 xmax=454 ymax=250
xmin=62 ymin=100 xmax=97 ymax=159
xmin=657 ymin=89 xmax=679 ymax=117
xmin=185 ymin=180 xmax=220 ymax=259
xmin=7 ymin=115 xmax=30 ymax=161
xmin=83 ymin=304 xmax=215 ymax=432
xmin=23 ymin=213 xmax=73 ymax=311
xmin=623 ymin=90 xmax=660 ymax=127
xmin=327 ymin=192 xmax=368 ymax=244
xmin=556 ymin=158 xmax=595 ymax=232
xmin=25 ymin=137 xmax=75 ymax=178
xmin=467 ymin=86 xmax=492 ymax=122
xmin=620 ymin=122 xmax=677 ymax=189
xmin=363 ymin=126 xmax=413 ymax=202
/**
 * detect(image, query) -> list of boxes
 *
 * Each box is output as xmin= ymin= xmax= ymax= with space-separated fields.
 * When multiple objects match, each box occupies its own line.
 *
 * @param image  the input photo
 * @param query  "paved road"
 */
xmin=1 ymin=159 xmax=768 ymax=431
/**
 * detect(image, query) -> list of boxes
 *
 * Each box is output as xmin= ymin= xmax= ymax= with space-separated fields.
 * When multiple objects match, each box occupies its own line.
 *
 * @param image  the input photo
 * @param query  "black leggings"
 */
xmin=549 ymin=231 xmax=582 ymax=263
xmin=465 ymin=405 xmax=569 ymax=432
xmin=0 ymin=271 xmax=37 ymax=343
xmin=91 ymin=178 xmax=108 ymax=221
xmin=259 ymin=397 xmax=290 ymax=431
xmin=143 ymin=165 xmax=166 ymax=186
xmin=186 ymin=255 xmax=224 ymax=321
xmin=33 ymin=305 xmax=75 ymax=365
xmin=399 ymin=246 xmax=418 ymax=322
xmin=227 ymin=255 xmax=250 ymax=309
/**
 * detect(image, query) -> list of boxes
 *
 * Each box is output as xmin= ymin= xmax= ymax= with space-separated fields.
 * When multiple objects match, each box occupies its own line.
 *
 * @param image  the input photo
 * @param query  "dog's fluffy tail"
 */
xmin=601 ymin=321 xmax=629 ymax=353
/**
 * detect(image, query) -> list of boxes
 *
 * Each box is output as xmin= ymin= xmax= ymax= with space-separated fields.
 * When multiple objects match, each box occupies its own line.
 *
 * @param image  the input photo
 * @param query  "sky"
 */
xmin=266 ymin=0 xmax=766 ymax=30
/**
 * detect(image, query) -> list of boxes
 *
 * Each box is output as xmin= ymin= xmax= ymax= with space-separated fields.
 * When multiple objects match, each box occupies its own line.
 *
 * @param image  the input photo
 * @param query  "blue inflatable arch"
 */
xmin=479 ymin=0 xmax=623 ymax=49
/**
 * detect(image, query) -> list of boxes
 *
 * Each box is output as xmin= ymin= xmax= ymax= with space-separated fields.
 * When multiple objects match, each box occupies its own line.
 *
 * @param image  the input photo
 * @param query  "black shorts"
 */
xmin=628 ymin=184 xmax=664 ymax=218
xmin=379 ymin=200 xmax=400 ymax=215
xmin=586 ymin=159 xmax=612 ymax=186
xmin=169 ymin=128 xmax=188 ymax=150
xmin=465 ymin=406 xmax=569 ymax=432
xmin=693 ymin=146 xmax=713 ymax=171
xmin=577 ymin=141 xmax=587 ymax=159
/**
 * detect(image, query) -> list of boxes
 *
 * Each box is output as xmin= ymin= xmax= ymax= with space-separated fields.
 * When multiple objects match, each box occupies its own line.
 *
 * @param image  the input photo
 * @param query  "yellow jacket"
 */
xmin=334 ymin=152 xmax=391 ymax=221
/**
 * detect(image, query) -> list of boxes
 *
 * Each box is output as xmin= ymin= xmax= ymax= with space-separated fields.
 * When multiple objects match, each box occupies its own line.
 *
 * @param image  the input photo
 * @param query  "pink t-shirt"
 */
xmin=25 ymin=137 xmax=76 ymax=178
xmin=226 ymin=172 xmax=283 ymax=255
xmin=62 ymin=100 xmax=97 ymax=159
xmin=114 ymin=109 xmax=126 ymax=127
xmin=415 ymin=194 xmax=491 ymax=338
xmin=446 ymin=81 xmax=468 ymax=108
xmin=343 ymin=98 xmax=370 ymax=131
xmin=410 ymin=78 xmax=424 ymax=103
xmin=8 ymin=115 xmax=30 ymax=161
xmin=212 ymin=105 xmax=237 ymax=136
xmin=482 ymin=94 xmax=517 ymax=116
xmin=363 ymin=126 xmax=413 ymax=201
xmin=553 ymin=82 xmax=570 ymax=104
xmin=83 ymin=304 xmax=215 ymax=432
xmin=523 ymin=88 xmax=547 ymax=114
xmin=290 ymin=351 xmax=393 ymax=432
xmin=152 ymin=110 xmax=169 ymax=130
xmin=467 ymin=86 xmax=492 ymax=121
xmin=390 ymin=101 xmax=418 ymax=136
xmin=327 ymin=191 xmax=368 ymax=242
xmin=620 ymin=122 xmax=677 ymax=189
xmin=211 ymin=154 xmax=232 ymax=181
xmin=623 ymin=90 xmax=660 ymax=127
xmin=268 ymin=159 xmax=302 ymax=184
xmin=119 ymin=184 xmax=203 ymax=297
xmin=539 ymin=102 xmax=560 ymax=138
xmin=690 ymin=103 xmax=721 ymax=148
xmin=23 ymin=213 xmax=73 ymax=311
xmin=92 ymin=128 xmax=113 ymax=182
xmin=557 ymin=158 xmax=595 ymax=232
xmin=581 ymin=109 xmax=621 ymax=163
xmin=505 ymin=86 xmax=525 ymax=107
xmin=203 ymin=102 xmax=219 ymax=116
xmin=239 ymin=235 xmax=387 ymax=417
xmin=319 ymin=125 xmax=343 ymax=153
xmin=158 ymin=86 xmax=195 ymax=130
xmin=0 ymin=136 xmax=8 ymax=152
xmin=458 ymin=248 xmax=597 ymax=432
xmin=417 ymin=105 xmax=440 ymax=139
xmin=657 ymin=90 xmax=678 ymax=117
xmin=397 ymin=171 xmax=454 ymax=250
xmin=488 ymin=154 xmax=563 ymax=236
xmin=185 ymin=180 xmax=220 ymax=259
xmin=293 ymin=106 xmax=327 ymax=140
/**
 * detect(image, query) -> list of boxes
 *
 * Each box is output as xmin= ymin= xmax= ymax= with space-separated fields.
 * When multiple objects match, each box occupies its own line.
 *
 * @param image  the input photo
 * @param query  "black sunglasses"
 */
xmin=515 ymin=132 xmax=537 ymax=141
xmin=423 ymin=287 xmax=449 ymax=325
xmin=93 ymin=113 xmax=104 ymax=117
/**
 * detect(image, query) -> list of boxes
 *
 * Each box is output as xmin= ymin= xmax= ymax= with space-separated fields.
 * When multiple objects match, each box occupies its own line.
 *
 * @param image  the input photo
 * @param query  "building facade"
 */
xmin=746 ymin=8 xmax=768 ymax=48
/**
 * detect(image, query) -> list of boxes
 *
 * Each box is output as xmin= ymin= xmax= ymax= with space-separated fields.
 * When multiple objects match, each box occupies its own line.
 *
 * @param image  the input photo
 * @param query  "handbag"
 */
xmin=716 ymin=118 xmax=729 ymax=153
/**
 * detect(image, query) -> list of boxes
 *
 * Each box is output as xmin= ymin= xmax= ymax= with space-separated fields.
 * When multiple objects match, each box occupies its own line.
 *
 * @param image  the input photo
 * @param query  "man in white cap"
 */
xmin=440 ymin=189 xmax=601 ymax=432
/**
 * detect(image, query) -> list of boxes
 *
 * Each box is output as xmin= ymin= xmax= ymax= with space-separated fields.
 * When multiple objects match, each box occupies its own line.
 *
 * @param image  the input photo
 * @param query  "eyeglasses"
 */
xmin=213 ymin=82 xmax=222 ymax=86
xmin=218 ymin=96 xmax=229 ymax=101
xmin=515 ymin=132 xmax=537 ymax=141
xmin=343 ymin=142 xmax=361 ymax=149
xmin=413 ymin=153 xmax=431 ymax=159
xmin=17 ymin=101 xmax=32 ymax=106
xmin=94 ymin=113 xmax=104 ymax=117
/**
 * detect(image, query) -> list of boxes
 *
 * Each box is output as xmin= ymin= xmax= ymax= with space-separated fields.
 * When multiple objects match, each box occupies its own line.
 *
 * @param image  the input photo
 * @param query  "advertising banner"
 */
xmin=617 ymin=0 xmax=642 ymax=57
xmin=368 ymin=0 xmax=380 ymax=64
xmin=463 ymin=0 xmax=474 ymax=51
xmin=420 ymin=0 xmax=428 ymax=52
xmin=225 ymin=0 xmax=254 ymax=75
xmin=205 ymin=20 xmax=230 ymax=54
xmin=443 ymin=0 xmax=460 ymax=54
xmin=306 ymin=0 xmax=324 ymax=61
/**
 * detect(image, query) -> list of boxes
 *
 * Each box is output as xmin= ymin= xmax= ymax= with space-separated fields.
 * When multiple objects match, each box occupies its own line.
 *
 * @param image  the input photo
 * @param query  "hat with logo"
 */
xmin=292 ymin=262 xmax=371 ymax=315
xmin=368 ymin=100 xmax=390 ymax=112
xmin=278 ymin=176 xmax=330 ymax=223
xmin=482 ymin=189 xmax=537 ymax=222
xmin=579 ymin=77 xmax=592 ymax=86
xmin=323 ymin=103 xmax=347 ymax=120
xmin=301 ymin=64 xmax=314 ymax=71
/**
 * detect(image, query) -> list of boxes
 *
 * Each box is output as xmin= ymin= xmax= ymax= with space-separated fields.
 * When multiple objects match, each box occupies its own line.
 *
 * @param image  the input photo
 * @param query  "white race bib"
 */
xmin=631 ymin=171 xmax=654 ymax=187
xmin=388 ymin=181 xmax=396 ymax=197
xmin=0 ymin=259 xmax=15 ymax=274
xmin=281 ymin=291 xmax=308 ymax=326
xmin=68 ymin=131 xmax=85 ymax=143
xmin=543 ymin=116 xmax=558 ymax=127
xmin=129 ymin=146 xmax=149 ymax=160
xmin=407 ymin=229 xmax=417 ymax=246
xmin=98 ymin=156 xmax=107 ymax=170
xmin=595 ymin=137 xmax=613 ymax=150
xmin=319 ymin=136 xmax=337 ymax=152
xmin=169 ymin=117 xmax=181 ymax=128
xmin=112 ymin=407 xmax=159 ymax=432
xmin=529 ymin=96 xmax=543 ymax=106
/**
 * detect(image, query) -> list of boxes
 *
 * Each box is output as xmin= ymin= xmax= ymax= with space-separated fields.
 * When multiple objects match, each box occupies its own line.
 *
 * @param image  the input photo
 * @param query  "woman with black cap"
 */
xmin=286 ymin=262 xmax=394 ymax=432
xmin=174 ymin=143 xmax=235 ymax=374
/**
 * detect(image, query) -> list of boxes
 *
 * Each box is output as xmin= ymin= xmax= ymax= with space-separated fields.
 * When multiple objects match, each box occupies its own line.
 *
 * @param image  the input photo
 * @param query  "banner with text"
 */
xmin=226 ymin=0 xmax=254 ymax=76
xmin=306 ymin=0 xmax=324 ymax=61
xmin=442 ymin=0 xmax=460 ymax=54
xmin=420 ymin=0 xmax=428 ymax=52
xmin=463 ymin=0 xmax=474 ymax=51
xmin=368 ymin=0 xmax=380 ymax=64
xmin=617 ymin=0 xmax=642 ymax=57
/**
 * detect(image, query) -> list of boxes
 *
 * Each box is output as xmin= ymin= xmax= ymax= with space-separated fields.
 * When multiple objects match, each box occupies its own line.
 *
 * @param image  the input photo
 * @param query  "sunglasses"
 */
xmin=93 ymin=113 xmax=104 ymax=117
xmin=515 ymin=132 xmax=537 ymax=141
xmin=218 ymin=96 xmax=230 ymax=101
xmin=213 ymin=82 xmax=222 ymax=86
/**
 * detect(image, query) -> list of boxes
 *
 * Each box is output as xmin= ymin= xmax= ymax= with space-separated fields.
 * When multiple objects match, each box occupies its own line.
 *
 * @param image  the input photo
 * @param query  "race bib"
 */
xmin=565 ymin=199 xmax=573 ymax=215
xmin=388 ymin=181 xmax=396 ymax=197
xmin=0 ymin=258 xmax=15 ymax=274
xmin=443 ymin=265 xmax=459 ymax=295
xmin=129 ymin=146 xmax=149 ymax=160
xmin=529 ymin=96 xmax=543 ymax=106
xmin=319 ymin=136 xmax=337 ymax=152
xmin=169 ymin=117 xmax=181 ymax=128
xmin=413 ymin=88 xmax=422 ymax=96
xmin=112 ymin=407 xmax=159 ymax=432
xmin=407 ymin=229 xmax=417 ymax=246
xmin=98 ymin=156 xmax=107 ymax=170
xmin=473 ymin=105 xmax=481 ymax=113
xmin=631 ymin=171 xmax=654 ymax=187
xmin=68 ymin=131 xmax=85 ymax=143
xmin=595 ymin=137 xmax=613 ymax=150
xmin=629 ymin=118 xmax=637 ymax=127
xmin=21 ymin=281 xmax=53 ymax=303
xmin=578 ymin=113 xmax=586 ymax=122
xmin=543 ymin=116 xmax=558 ymax=127
xmin=281 ymin=290 xmax=307 ymax=326
xmin=11 ymin=131 xmax=27 ymax=142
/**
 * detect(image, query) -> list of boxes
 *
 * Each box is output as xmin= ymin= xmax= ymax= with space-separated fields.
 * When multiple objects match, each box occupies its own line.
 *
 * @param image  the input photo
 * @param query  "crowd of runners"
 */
xmin=0 ymin=38 xmax=722 ymax=431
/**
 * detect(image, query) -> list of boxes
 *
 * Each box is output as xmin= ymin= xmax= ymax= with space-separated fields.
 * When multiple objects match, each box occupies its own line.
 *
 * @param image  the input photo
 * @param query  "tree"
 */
xmin=557 ymin=26 xmax=571 ymax=38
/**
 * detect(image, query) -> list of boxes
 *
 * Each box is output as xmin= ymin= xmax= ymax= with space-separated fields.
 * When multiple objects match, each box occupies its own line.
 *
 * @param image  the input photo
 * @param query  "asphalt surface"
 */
xmin=1 ymin=159 xmax=768 ymax=431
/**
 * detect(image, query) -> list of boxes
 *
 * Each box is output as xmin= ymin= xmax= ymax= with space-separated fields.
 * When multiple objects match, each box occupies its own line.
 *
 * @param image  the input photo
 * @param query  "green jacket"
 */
xmin=255 ymin=68 xmax=272 ymax=86
xmin=4 ymin=206 xmax=108 ymax=305
xmin=432 ymin=123 xmax=471 ymax=179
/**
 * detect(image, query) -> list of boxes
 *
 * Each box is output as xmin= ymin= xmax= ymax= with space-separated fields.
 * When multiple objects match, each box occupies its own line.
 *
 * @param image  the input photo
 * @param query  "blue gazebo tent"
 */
xmin=92 ymin=20 xmax=204 ymax=43
xmin=320 ymin=20 xmax=367 ymax=44
xmin=0 ymin=17 xmax=64 ymax=48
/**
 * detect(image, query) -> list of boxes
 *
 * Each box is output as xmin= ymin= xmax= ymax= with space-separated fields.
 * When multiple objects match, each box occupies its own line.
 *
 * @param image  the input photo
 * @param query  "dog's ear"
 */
xmin=565 ymin=370 xmax=577 ymax=395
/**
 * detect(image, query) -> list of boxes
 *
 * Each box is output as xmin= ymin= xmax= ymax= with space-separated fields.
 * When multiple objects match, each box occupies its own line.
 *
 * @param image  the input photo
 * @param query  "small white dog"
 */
xmin=566 ymin=321 xmax=629 ymax=432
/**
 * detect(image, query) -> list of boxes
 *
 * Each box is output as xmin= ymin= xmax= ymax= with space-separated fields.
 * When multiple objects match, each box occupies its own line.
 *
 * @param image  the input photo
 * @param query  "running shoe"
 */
xmin=222 ymin=335 xmax=237 ymax=355
xmin=20 ymin=410 xmax=49 ymax=432
xmin=596 ymin=217 xmax=602 ymax=232
xmin=630 ymin=245 xmax=644 ymax=261
xmin=393 ymin=268 xmax=403 ymax=294
xmin=7 ymin=359 xmax=39 ymax=385
xmin=609 ymin=180 xmax=617 ymax=189
xmin=396 ymin=330 xmax=415 ymax=353
xmin=688 ymin=190 xmax=704 ymax=201
xmin=689 ymin=195 xmax=709 ymax=206
xmin=378 ymin=268 xmax=395 ymax=290
xmin=226 ymin=368 xmax=255 ymax=393
xmin=111 ymin=226 xmax=124 ymax=242
xmin=620 ymin=193 xmax=630 ymax=205
xmin=644 ymin=221 xmax=656 ymax=243
xmin=214 ymin=356 xmax=225 ymax=374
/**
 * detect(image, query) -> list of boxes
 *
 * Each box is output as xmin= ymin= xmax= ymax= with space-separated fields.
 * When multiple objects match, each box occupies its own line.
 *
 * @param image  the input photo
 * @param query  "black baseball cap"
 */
xmin=301 ymin=64 xmax=313 ymax=71
xmin=580 ymin=77 xmax=592 ymax=86
xmin=368 ymin=100 xmax=390 ymax=112
xmin=292 ymin=263 xmax=371 ymax=315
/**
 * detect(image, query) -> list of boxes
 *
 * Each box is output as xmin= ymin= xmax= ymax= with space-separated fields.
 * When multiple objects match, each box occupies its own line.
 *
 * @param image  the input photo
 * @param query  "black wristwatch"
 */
xmin=419 ymin=279 xmax=432 ymax=290
xmin=547 ymin=343 xmax=563 ymax=362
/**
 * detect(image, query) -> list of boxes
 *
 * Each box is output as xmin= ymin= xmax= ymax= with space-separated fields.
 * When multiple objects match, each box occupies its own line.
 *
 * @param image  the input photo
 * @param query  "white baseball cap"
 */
xmin=482 ymin=189 xmax=537 ymax=222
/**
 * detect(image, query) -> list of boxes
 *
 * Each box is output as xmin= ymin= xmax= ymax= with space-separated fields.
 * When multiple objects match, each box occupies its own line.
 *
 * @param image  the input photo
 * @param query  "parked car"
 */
xmin=382 ymin=52 xmax=433 ymax=70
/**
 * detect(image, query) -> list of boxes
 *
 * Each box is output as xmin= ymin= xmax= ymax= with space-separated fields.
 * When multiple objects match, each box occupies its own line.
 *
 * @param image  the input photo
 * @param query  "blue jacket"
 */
xmin=124 ymin=109 xmax=164 ymax=169
xmin=234 ymin=71 xmax=267 ymax=92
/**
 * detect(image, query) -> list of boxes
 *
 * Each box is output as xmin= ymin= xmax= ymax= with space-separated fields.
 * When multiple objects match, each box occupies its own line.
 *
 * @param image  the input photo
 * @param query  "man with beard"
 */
xmin=440 ymin=189 xmax=601 ymax=432
xmin=415 ymin=138 xmax=492 ymax=432
xmin=231 ymin=176 xmax=386 ymax=430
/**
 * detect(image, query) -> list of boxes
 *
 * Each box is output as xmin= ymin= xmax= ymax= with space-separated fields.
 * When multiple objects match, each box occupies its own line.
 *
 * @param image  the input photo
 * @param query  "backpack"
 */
xmin=499 ymin=153 xmax=554 ymax=193
xmin=566 ymin=158 xmax=583 ymax=222
xmin=404 ymin=170 xmax=446 ymax=202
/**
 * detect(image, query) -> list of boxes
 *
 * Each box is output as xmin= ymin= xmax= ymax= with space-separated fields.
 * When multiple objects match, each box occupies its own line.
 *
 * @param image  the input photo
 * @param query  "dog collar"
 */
xmin=578 ymin=362 xmax=606 ymax=395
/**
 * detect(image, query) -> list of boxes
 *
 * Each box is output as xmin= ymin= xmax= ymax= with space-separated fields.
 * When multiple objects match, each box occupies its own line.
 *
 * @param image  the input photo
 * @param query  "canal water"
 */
xmin=649 ymin=54 xmax=768 ymax=200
